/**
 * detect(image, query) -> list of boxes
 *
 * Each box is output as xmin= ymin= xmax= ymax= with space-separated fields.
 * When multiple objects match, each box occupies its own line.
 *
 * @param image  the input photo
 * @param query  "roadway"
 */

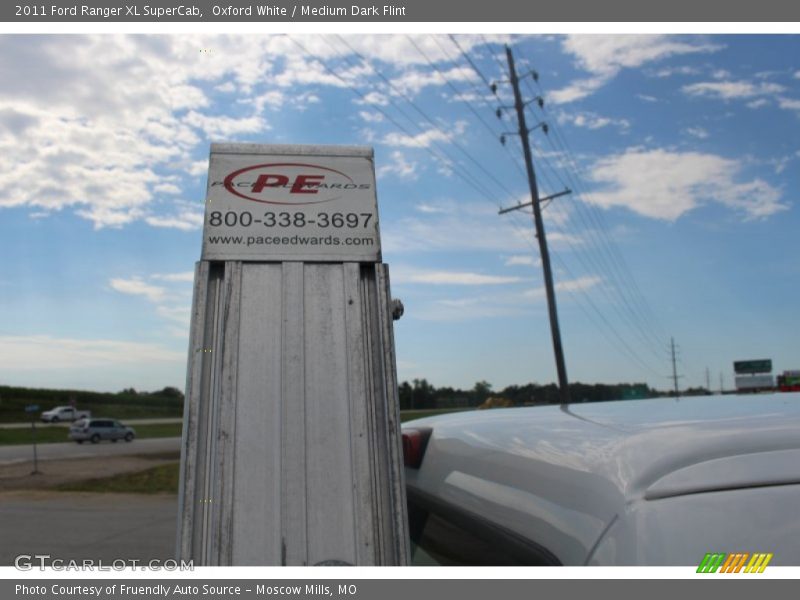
xmin=0 ymin=491 xmax=177 ymax=565
xmin=0 ymin=437 xmax=181 ymax=465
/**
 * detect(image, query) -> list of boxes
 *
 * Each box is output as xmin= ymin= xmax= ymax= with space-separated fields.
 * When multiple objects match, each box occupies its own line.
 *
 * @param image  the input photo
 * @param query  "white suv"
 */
xmin=68 ymin=418 xmax=136 ymax=444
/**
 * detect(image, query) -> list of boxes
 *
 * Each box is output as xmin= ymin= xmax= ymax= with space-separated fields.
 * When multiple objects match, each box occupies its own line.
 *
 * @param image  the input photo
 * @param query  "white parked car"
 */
xmin=402 ymin=394 xmax=800 ymax=566
xmin=40 ymin=406 xmax=91 ymax=423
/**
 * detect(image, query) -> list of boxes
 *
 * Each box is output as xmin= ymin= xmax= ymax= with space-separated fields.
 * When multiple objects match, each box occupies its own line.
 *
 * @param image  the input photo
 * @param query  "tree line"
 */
xmin=397 ymin=378 xmax=711 ymax=410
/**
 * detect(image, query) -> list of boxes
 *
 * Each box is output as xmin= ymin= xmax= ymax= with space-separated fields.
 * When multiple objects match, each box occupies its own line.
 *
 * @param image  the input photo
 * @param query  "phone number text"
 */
xmin=208 ymin=211 xmax=373 ymax=229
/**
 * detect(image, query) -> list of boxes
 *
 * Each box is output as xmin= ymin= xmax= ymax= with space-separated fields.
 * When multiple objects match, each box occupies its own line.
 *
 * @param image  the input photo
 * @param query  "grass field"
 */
xmin=0 ymin=408 xmax=468 ymax=446
xmin=42 ymin=408 xmax=472 ymax=494
xmin=57 ymin=462 xmax=180 ymax=494
xmin=0 ymin=423 xmax=183 ymax=446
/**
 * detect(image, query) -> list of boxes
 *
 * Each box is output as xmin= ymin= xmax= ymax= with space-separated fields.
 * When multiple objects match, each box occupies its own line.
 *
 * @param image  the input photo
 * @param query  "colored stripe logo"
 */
xmin=697 ymin=552 xmax=773 ymax=573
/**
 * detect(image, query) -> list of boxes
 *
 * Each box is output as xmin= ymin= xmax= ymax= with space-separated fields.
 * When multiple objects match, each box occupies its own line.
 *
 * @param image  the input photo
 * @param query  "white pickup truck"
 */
xmin=40 ymin=406 xmax=91 ymax=423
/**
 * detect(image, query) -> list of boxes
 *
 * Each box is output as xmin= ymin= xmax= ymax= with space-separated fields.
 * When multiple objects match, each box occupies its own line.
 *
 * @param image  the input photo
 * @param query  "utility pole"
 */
xmin=501 ymin=45 xmax=570 ymax=404
xmin=670 ymin=337 xmax=682 ymax=397
xmin=719 ymin=372 xmax=724 ymax=394
xmin=705 ymin=367 xmax=711 ymax=394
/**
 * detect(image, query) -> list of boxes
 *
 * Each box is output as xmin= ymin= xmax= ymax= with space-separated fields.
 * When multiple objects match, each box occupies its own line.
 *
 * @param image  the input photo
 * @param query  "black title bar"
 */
xmin=5 ymin=0 xmax=800 ymax=22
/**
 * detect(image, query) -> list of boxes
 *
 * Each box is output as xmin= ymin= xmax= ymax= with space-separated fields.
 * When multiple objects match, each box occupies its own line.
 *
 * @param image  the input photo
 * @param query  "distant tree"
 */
xmin=398 ymin=381 xmax=412 ymax=410
xmin=411 ymin=378 xmax=436 ymax=410
xmin=154 ymin=386 xmax=184 ymax=400
xmin=471 ymin=380 xmax=493 ymax=404
xmin=119 ymin=387 xmax=138 ymax=395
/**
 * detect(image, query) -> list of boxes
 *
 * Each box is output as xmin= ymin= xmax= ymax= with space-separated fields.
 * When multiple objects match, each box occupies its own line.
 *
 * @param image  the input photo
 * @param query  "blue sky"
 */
xmin=0 ymin=34 xmax=798 ymax=393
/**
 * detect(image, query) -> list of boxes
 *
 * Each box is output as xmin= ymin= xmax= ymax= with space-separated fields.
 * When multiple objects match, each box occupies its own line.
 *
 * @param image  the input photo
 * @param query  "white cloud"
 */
xmin=584 ymin=149 xmax=788 ymax=221
xmin=747 ymin=98 xmax=770 ymax=109
xmin=505 ymin=255 xmax=540 ymax=267
xmin=215 ymin=81 xmax=236 ymax=93
xmin=390 ymin=66 xmax=477 ymax=96
xmin=557 ymin=110 xmax=630 ymax=131
xmin=154 ymin=183 xmax=181 ymax=195
xmin=0 ymin=35 xmax=288 ymax=228
xmin=558 ymin=275 xmax=603 ymax=293
xmin=415 ymin=202 xmax=452 ymax=214
xmin=152 ymin=271 xmax=195 ymax=283
xmin=552 ymin=35 xmax=718 ymax=104
xmin=524 ymin=275 xmax=602 ymax=298
xmin=377 ymin=151 xmax=418 ymax=180
xmin=650 ymin=65 xmax=702 ymax=78
xmin=392 ymin=268 xmax=523 ymax=286
xmin=413 ymin=297 xmax=532 ymax=321
xmin=550 ymin=77 xmax=607 ymax=104
xmin=2 ymin=35 xmax=474 ymax=230
xmin=383 ymin=121 xmax=467 ymax=148
xmin=0 ymin=335 xmax=183 ymax=370
xmin=682 ymin=80 xmax=785 ymax=100
xmin=406 ymin=273 xmax=600 ymax=322
xmin=145 ymin=210 xmax=204 ymax=231
xmin=156 ymin=305 xmax=192 ymax=327
xmin=777 ymin=97 xmax=800 ymax=112
xmin=358 ymin=110 xmax=384 ymax=123
xmin=684 ymin=126 xmax=709 ymax=139
xmin=383 ymin=201 xmax=532 ymax=254
xmin=109 ymin=277 xmax=167 ymax=303
xmin=183 ymin=111 xmax=268 ymax=138
xmin=355 ymin=91 xmax=390 ymax=106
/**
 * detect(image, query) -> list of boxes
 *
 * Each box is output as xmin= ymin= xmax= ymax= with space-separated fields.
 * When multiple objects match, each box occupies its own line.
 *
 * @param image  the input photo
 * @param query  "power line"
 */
xmin=290 ymin=34 xmax=670 ymax=384
xmin=288 ymin=35 xmax=506 ymax=207
xmin=468 ymin=37 xmax=672 ymax=371
xmin=521 ymin=72 xmax=671 ymax=346
xmin=670 ymin=337 xmax=684 ymax=396
xmin=500 ymin=45 xmax=569 ymax=403
xmin=406 ymin=35 xmax=530 ymax=183
xmin=510 ymin=76 xmax=670 ymax=354
xmin=448 ymin=34 xmax=495 ymax=91
xmin=335 ymin=35 xmax=520 ymax=202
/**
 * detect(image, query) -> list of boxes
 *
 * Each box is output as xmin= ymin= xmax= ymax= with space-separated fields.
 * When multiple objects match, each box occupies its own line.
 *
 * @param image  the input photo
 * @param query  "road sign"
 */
xmin=734 ymin=359 xmax=772 ymax=374
xmin=736 ymin=374 xmax=775 ymax=390
xmin=201 ymin=144 xmax=380 ymax=262
xmin=178 ymin=144 xmax=409 ymax=566
xmin=24 ymin=404 xmax=39 ymax=413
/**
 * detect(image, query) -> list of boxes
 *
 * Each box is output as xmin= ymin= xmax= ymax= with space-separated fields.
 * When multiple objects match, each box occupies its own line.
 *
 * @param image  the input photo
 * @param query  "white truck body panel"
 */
xmin=404 ymin=393 xmax=800 ymax=565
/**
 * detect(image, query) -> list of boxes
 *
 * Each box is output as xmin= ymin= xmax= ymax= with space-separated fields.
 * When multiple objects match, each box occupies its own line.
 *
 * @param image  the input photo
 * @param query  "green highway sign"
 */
xmin=734 ymin=359 xmax=772 ymax=374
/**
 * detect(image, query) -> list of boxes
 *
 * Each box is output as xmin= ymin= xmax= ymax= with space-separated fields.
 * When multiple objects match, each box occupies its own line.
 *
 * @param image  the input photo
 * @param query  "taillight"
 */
xmin=401 ymin=427 xmax=432 ymax=469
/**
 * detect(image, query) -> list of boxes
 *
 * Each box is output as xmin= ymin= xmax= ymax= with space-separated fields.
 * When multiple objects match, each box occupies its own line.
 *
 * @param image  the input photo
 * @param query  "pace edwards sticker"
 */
xmin=201 ymin=152 xmax=381 ymax=262
xmin=217 ymin=162 xmax=373 ymax=206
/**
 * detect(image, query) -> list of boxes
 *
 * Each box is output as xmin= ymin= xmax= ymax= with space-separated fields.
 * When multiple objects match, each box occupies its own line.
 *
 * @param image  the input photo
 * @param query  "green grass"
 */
xmin=0 ymin=423 xmax=183 ymax=446
xmin=57 ymin=462 xmax=180 ymax=494
xmin=0 ymin=408 xmax=467 ymax=446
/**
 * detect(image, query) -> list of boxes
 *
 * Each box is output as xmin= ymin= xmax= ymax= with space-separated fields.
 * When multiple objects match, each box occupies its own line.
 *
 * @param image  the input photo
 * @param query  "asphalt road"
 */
xmin=0 ymin=437 xmax=181 ymax=465
xmin=0 ymin=491 xmax=177 ymax=566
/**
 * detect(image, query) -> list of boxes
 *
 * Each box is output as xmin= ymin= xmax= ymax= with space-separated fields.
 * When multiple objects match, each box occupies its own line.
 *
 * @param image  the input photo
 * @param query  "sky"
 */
xmin=0 ymin=33 xmax=798 ymax=394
